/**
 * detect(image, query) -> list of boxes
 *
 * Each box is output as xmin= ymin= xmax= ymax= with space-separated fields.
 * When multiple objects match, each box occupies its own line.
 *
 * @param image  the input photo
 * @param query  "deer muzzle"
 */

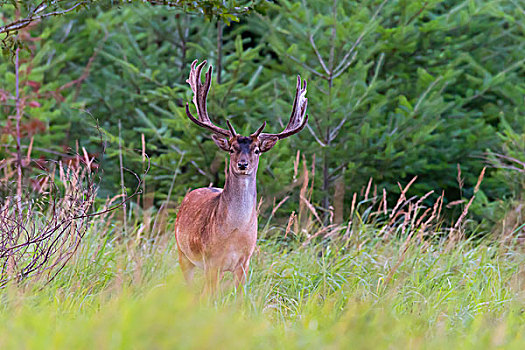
xmin=237 ymin=161 xmax=248 ymax=171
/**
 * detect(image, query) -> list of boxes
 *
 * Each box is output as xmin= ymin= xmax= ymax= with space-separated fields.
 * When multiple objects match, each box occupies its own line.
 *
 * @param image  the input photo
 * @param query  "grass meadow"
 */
xmin=1 ymin=161 xmax=524 ymax=349
xmin=1 ymin=206 xmax=525 ymax=349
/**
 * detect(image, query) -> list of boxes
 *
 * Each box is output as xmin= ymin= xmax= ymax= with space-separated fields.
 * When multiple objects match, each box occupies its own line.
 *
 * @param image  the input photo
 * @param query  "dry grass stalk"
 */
xmin=383 ymin=177 xmax=418 ymax=238
xmin=417 ymin=191 xmax=444 ymax=238
xmin=389 ymin=176 xmax=418 ymax=222
xmin=295 ymin=155 xmax=309 ymax=234
xmin=383 ymin=229 xmax=415 ymax=288
xmin=350 ymin=192 xmax=357 ymax=219
xmin=257 ymin=197 xmax=265 ymax=215
xmin=301 ymin=224 xmax=342 ymax=247
xmin=293 ymin=150 xmax=300 ymax=181
xmin=474 ymin=167 xmax=486 ymax=193
xmin=343 ymin=219 xmax=353 ymax=241
xmin=301 ymin=194 xmax=323 ymax=226
xmin=382 ymin=189 xmax=387 ymax=215
xmin=497 ymin=203 xmax=525 ymax=245
xmin=271 ymin=196 xmax=290 ymax=217
xmin=293 ymin=173 xmax=450 ymax=249
xmin=415 ymin=190 xmax=434 ymax=208
xmin=284 ymin=211 xmax=296 ymax=238
xmin=98 ymin=193 xmax=125 ymax=235
xmin=457 ymin=163 xmax=464 ymax=196
xmin=364 ymin=177 xmax=372 ymax=201
xmin=293 ymin=176 xmax=448 ymax=250
xmin=446 ymin=199 xmax=466 ymax=209
xmin=449 ymin=167 xmax=486 ymax=248
xmin=308 ymin=153 xmax=316 ymax=200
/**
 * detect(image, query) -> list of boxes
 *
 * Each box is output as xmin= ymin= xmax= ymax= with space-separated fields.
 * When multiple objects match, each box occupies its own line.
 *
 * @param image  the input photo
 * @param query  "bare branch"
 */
xmin=332 ymin=50 xmax=358 ymax=80
xmin=413 ymin=76 xmax=442 ymax=114
xmin=309 ymin=34 xmax=330 ymax=75
xmin=306 ymin=123 xmax=327 ymax=147
xmin=285 ymin=54 xmax=328 ymax=79
xmin=406 ymin=1 xmax=429 ymax=25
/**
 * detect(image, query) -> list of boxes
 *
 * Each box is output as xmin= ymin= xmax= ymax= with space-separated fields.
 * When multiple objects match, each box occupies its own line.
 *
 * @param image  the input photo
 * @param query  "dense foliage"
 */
xmin=1 ymin=0 xmax=524 ymax=229
xmin=1 ymin=2 xmax=525 ymax=347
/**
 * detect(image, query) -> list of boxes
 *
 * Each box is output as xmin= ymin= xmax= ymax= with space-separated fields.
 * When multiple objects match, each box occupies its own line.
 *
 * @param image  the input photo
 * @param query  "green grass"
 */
xmin=1 ymin=225 xmax=525 ymax=349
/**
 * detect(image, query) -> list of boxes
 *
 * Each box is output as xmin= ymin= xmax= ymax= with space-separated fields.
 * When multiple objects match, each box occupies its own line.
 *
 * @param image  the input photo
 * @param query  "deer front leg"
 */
xmin=204 ymin=266 xmax=223 ymax=295
xmin=178 ymin=252 xmax=195 ymax=285
xmin=233 ymin=259 xmax=250 ymax=288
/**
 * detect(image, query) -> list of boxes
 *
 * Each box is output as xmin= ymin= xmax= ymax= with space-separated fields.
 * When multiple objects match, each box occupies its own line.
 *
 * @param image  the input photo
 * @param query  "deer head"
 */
xmin=185 ymin=60 xmax=308 ymax=177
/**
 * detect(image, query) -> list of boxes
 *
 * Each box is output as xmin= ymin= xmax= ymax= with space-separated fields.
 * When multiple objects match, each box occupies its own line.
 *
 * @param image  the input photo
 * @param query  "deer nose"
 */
xmin=237 ymin=161 xmax=248 ymax=170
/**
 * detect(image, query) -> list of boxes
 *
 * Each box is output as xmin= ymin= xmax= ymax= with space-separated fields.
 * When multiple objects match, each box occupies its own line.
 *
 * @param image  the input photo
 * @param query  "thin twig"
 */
xmin=285 ymin=54 xmax=328 ymax=79
xmin=14 ymin=48 xmax=22 ymax=219
xmin=309 ymin=34 xmax=330 ymax=75
xmin=118 ymin=119 xmax=127 ymax=236
xmin=0 ymin=1 xmax=87 ymax=35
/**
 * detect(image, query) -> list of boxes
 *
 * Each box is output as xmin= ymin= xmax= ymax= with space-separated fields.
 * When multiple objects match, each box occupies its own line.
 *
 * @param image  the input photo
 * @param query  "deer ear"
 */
xmin=211 ymin=134 xmax=231 ymax=152
xmin=259 ymin=136 xmax=279 ymax=152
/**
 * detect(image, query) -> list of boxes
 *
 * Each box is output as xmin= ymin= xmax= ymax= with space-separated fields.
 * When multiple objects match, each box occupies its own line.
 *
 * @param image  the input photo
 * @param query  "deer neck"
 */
xmin=218 ymin=169 xmax=257 ymax=229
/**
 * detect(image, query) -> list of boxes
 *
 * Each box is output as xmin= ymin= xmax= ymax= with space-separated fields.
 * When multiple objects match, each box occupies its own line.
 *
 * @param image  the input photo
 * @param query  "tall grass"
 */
xmin=1 ymin=156 xmax=523 ymax=348
xmin=0 ymin=218 xmax=524 ymax=349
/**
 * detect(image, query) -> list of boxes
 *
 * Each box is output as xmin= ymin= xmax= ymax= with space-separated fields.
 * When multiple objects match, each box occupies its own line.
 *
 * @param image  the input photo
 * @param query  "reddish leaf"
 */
xmin=28 ymin=100 xmax=41 ymax=108
xmin=26 ymin=81 xmax=41 ymax=92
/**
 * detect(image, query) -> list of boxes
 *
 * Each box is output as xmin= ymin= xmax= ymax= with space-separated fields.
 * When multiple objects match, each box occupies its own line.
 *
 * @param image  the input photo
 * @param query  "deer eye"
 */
xmin=254 ymin=149 xmax=260 ymax=155
xmin=229 ymin=149 xmax=235 ymax=154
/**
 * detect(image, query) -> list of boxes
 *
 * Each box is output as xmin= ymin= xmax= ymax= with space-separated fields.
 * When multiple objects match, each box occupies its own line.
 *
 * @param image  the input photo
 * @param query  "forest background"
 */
xmin=1 ymin=1 xmax=525 ymax=348
xmin=1 ymin=0 xmax=524 ymax=238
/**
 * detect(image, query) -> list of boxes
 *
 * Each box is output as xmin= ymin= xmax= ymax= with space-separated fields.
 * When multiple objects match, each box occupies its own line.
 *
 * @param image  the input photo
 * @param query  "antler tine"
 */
xmin=260 ymin=75 xmax=308 ymax=140
xmin=251 ymin=121 xmax=266 ymax=138
xmin=185 ymin=59 xmax=231 ymax=138
xmin=226 ymin=120 xmax=237 ymax=137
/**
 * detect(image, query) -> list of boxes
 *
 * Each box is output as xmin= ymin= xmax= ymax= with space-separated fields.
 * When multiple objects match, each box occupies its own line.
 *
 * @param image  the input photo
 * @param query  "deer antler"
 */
xmin=256 ymin=76 xmax=308 ymax=140
xmin=185 ymin=60 xmax=231 ymax=138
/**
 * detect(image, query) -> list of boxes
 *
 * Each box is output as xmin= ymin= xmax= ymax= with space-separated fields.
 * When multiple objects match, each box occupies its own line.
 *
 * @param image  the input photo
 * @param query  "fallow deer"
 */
xmin=174 ymin=60 xmax=308 ymax=293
